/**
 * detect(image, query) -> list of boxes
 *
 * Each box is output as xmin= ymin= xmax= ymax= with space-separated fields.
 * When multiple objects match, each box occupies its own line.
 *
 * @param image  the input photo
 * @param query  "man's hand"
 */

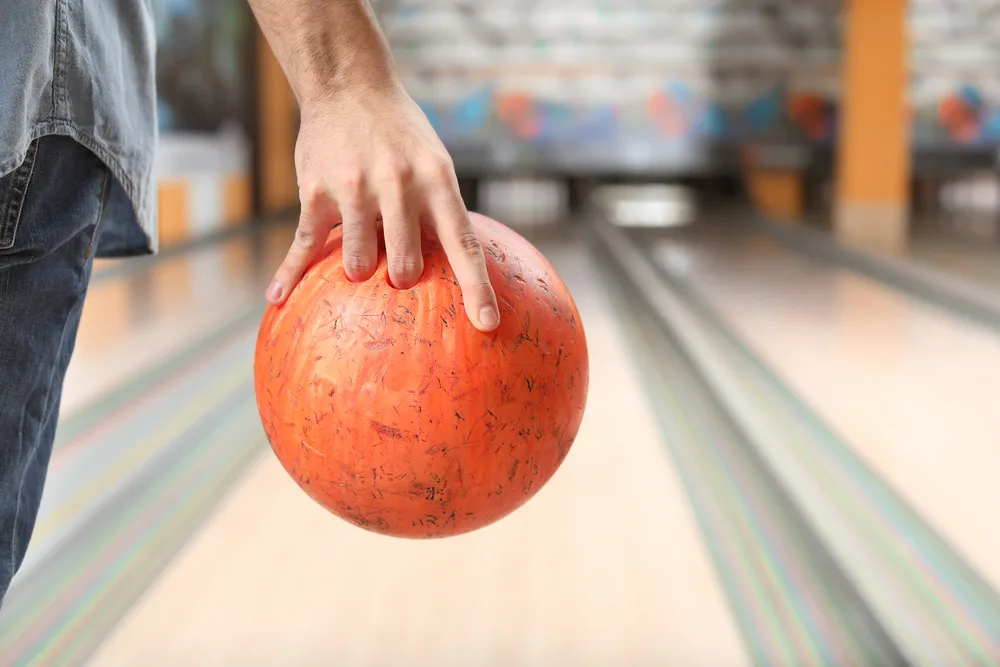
xmin=249 ymin=0 xmax=499 ymax=332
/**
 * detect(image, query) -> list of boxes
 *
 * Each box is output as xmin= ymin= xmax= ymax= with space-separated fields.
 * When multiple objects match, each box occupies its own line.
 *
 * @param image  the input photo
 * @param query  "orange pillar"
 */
xmin=835 ymin=0 xmax=910 ymax=251
xmin=744 ymin=168 xmax=804 ymax=223
xmin=156 ymin=180 xmax=190 ymax=248
xmin=256 ymin=28 xmax=299 ymax=215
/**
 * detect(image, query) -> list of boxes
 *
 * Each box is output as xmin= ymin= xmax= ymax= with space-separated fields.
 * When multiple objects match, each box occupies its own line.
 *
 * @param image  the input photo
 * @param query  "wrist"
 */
xmin=295 ymin=60 xmax=400 ymax=109
xmin=291 ymin=3 xmax=398 ymax=106
xmin=252 ymin=0 xmax=400 ymax=107
xmin=297 ymin=72 xmax=406 ymax=125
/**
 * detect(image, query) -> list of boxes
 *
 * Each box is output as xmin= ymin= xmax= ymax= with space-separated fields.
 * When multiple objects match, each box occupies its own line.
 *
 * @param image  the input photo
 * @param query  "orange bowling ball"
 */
xmin=253 ymin=213 xmax=589 ymax=538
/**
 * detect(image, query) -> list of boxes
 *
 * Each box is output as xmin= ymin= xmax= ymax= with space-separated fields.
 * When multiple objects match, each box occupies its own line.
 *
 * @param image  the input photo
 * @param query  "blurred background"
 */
xmin=2 ymin=0 xmax=1000 ymax=664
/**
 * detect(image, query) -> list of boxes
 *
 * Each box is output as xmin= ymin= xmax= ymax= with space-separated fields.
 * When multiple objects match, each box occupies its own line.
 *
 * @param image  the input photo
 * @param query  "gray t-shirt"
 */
xmin=0 ymin=0 xmax=157 ymax=256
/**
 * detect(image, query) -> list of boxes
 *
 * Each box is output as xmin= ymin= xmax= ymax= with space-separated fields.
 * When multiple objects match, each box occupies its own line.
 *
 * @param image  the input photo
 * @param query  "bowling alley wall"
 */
xmin=149 ymin=0 xmax=1000 ymax=248
xmin=373 ymin=0 xmax=1000 ymax=171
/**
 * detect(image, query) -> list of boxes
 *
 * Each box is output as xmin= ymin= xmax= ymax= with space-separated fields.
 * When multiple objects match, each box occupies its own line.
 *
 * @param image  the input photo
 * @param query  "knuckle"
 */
xmin=455 ymin=231 xmax=483 ymax=258
xmin=298 ymin=180 xmax=328 ymax=208
xmin=343 ymin=253 xmax=375 ymax=276
xmin=294 ymin=225 xmax=320 ymax=251
xmin=336 ymin=168 xmax=366 ymax=198
xmin=388 ymin=255 xmax=423 ymax=277
xmin=422 ymin=154 xmax=454 ymax=184
xmin=339 ymin=191 xmax=366 ymax=213
xmin=376 ymin=160 xmax=414 ymax=188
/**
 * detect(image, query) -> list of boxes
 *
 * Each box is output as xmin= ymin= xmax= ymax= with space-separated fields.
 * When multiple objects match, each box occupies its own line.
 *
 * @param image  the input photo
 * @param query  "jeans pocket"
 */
xmin=0 ymin=140 xmax=40 ymax=251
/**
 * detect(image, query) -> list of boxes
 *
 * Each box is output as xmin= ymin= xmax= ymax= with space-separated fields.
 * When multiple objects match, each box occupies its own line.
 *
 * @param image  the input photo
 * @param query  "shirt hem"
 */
xmin=0 ymin=122 xmax=158 ymax=256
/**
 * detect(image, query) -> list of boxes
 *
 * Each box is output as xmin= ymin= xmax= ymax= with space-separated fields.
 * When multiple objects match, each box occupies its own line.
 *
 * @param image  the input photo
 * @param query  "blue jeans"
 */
xmin=0 ymin=135 xmax=115 ymax=604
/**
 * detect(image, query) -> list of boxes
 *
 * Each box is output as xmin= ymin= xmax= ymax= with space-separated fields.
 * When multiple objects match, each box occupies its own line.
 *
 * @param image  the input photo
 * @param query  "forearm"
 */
xmin=248 ymin=0 xmax=397 ymax=106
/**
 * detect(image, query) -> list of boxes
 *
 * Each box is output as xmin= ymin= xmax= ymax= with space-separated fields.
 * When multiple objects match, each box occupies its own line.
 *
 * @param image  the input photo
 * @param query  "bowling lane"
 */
xmin=0 ymin=225 xmax=296 ymax=665
xmin=908 ymin=230 xmax=1000 ymax=292
xmin=16 ymin=226 xmax=293 ymax=577
xmin=86 ymin=236 xmax=750 ymax=667
xmin=647 ymin=222 xmax=1000 ymax=592
xmin=64 ymin=222 xmax=292 ymax=417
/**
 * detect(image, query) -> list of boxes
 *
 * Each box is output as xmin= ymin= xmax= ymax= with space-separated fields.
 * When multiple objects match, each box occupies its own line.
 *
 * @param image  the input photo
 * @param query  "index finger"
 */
xmin=426 ymin=184 xmax=500 ymax=332
xmin=268 ymin=194 xmax=335 ymax=305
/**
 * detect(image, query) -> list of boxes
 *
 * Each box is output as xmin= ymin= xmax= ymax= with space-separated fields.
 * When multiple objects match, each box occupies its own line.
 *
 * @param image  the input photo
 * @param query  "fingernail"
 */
xmin=479 ymin=305 xmax=499 ymax=329
xmin=267 ymin=281 xmax=284 ymax=302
